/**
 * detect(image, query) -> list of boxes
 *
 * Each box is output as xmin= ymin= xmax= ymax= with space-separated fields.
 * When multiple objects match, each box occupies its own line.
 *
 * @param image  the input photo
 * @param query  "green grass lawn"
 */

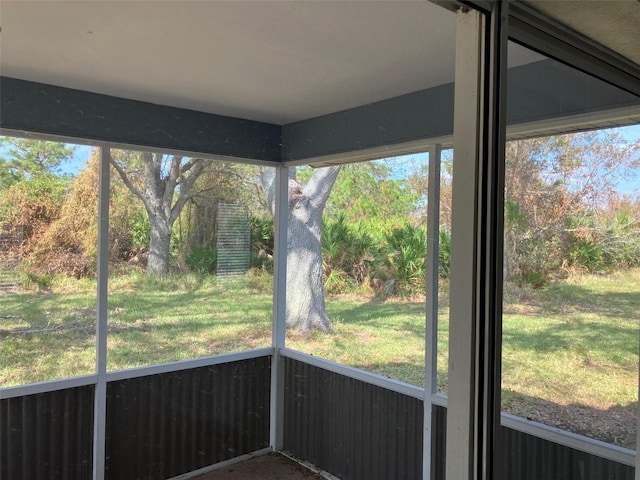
xmin=1 ymin=269 xmax=638 ymax=447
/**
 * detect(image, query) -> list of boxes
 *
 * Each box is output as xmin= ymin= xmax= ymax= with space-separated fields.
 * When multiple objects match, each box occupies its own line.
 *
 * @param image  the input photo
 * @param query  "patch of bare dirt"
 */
xmin=504 ymin=395 xmax=637 ymax=449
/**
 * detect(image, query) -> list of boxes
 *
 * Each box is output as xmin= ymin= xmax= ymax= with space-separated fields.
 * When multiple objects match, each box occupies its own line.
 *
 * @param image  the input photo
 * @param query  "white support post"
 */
xmin=93 ymin=146 xmax=110 ymax=480
xmin=423 ymin=143 xmax=442 ymax=480
xmin=446 ymin=8 xmax=485 ymax=479
xmin=270 ymin=165 xmax=288 ymax=451
xmin=446 ymin=3 xmax=508 ymax=479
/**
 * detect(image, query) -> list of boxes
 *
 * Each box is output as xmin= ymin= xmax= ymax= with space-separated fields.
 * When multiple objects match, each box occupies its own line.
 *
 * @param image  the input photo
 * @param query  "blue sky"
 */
xmin=62 ymin=145 xmax=92 ymax=176
xmin=35 ymin=123 xmax=640 ymax=197
xmin=614 ymin=124 xmax=640 ymax=194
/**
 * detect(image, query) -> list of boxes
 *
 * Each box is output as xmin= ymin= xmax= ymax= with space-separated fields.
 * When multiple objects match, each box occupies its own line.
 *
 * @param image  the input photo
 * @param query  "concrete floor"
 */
xmin=194 ymin=453 xmax=326 ymax=480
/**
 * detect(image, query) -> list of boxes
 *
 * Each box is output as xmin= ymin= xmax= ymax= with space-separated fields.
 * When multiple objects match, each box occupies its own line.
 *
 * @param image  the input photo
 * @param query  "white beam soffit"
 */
xmin=508 ymin=1 xmax=640 ymax=97
xmin=524 ymin=0 xmax=640 ymax=66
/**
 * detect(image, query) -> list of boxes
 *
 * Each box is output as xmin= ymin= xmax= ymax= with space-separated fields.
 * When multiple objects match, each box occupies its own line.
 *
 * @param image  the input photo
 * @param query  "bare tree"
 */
xmin=264 ymin=166 xmax=341 ymax=332
xmin=504 ymin=130 xmax=640 ymax=279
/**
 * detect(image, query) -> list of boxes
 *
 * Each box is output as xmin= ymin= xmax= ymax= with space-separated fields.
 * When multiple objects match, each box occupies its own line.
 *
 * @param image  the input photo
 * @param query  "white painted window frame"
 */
xmin=424 ymin=143 xmax=442 ymax=480
xmin=92 ymin=145 xmax=110 ymax=480
xmin=270 ymin=165 xmax=289 ymax=451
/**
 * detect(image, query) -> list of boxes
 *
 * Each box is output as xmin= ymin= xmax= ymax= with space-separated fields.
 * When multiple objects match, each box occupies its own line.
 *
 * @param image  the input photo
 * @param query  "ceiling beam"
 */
xmin=282 ymin=59 xmax=639 ymax=163
xmin=2 ymin=57 xmax=638 ymax=164
xmin=0 ymin=77 xmax=282 ymax=162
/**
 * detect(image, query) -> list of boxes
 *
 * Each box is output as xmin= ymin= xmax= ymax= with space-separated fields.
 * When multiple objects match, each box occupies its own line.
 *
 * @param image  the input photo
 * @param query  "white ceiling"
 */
xmin=0 ymin=1 xmax=460 ymax=125
xmin=0 ymin=1 xmax=635 ymax=127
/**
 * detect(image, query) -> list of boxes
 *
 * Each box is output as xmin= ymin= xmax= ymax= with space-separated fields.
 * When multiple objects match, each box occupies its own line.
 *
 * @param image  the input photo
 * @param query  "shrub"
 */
xmin=322 ymin=214 xmax=373 ymax=292
xmin=246 ymin=267 xmax=273 ymax=293
xmin=125 ymin=209 xmax=149 ymax=249
xmin=438 ymin=229 xmax=451 ymax=278
xmin=373 ymin=222 xmax=426 ymax=297
xmin=250 ymin=216 xmax=274 ymax=270
xmin=569 ymin=230 xmax=606 ymax=273
xmin=26 ymin=158 xmax=100 ymax=277
xmin=187 ymin=244 xmax=218 ymax=274
xmin=0 ymin=175 xmax=68 ymax=255
xmin=18 ymin=270 xmax=55 ymax=291
xmin=520 ymin=268 xmax=549 ymax=289
xmin=565 ymin=209 xmax=640 ymax=274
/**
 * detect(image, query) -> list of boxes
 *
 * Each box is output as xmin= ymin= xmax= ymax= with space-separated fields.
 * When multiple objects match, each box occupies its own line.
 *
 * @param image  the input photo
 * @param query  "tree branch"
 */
xmin=305 ymin=165 xmax=341 ymax=208
xmin=170 ymin=158 xmax=206 ymax=223
xmin=110 ymin=159 xmax=146 ymax=204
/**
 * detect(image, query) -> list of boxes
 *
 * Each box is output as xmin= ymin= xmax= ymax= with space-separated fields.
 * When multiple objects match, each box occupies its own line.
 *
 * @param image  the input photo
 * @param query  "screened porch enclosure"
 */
xmin=1 ymin=1 xmax=640 ymax=479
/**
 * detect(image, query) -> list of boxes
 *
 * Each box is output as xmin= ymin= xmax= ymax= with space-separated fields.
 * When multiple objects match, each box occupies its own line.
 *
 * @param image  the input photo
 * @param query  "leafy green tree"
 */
xmin=407 ymin=150 xmax=453 ymax=230
xmin=324 ymin=160 xmax=420 ymax=223
xmin=0 ymin=137 xmax=75 ymax=188
xmin=0 ymin=137 xmax=76 ymax=262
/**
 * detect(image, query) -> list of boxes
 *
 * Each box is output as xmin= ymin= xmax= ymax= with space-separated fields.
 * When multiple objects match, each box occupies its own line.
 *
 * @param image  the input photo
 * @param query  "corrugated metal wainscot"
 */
xmin=282 ymin=357 xmax=633 ymax=480
xmin=501 ymin=425 xmax=634 ymax=480
xmin=105 ymin=356 xmax=271 ymax=480
xmin=432 ymin=405 xmax=447 ymax=480
xmin=0 ymin=385 xmax=95 ymax=480
xmin=283 ymin=357 xmax=424 ymax=480
xmin=432 ymin=404 xmax=632 ymax=480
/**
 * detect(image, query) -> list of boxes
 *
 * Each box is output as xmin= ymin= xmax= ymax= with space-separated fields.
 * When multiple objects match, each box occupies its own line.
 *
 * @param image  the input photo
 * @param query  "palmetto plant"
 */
xmin=322 ymin=213 xmax=373 ymax=292
xmin=373 ymin=222 xmax=427 ymax=297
